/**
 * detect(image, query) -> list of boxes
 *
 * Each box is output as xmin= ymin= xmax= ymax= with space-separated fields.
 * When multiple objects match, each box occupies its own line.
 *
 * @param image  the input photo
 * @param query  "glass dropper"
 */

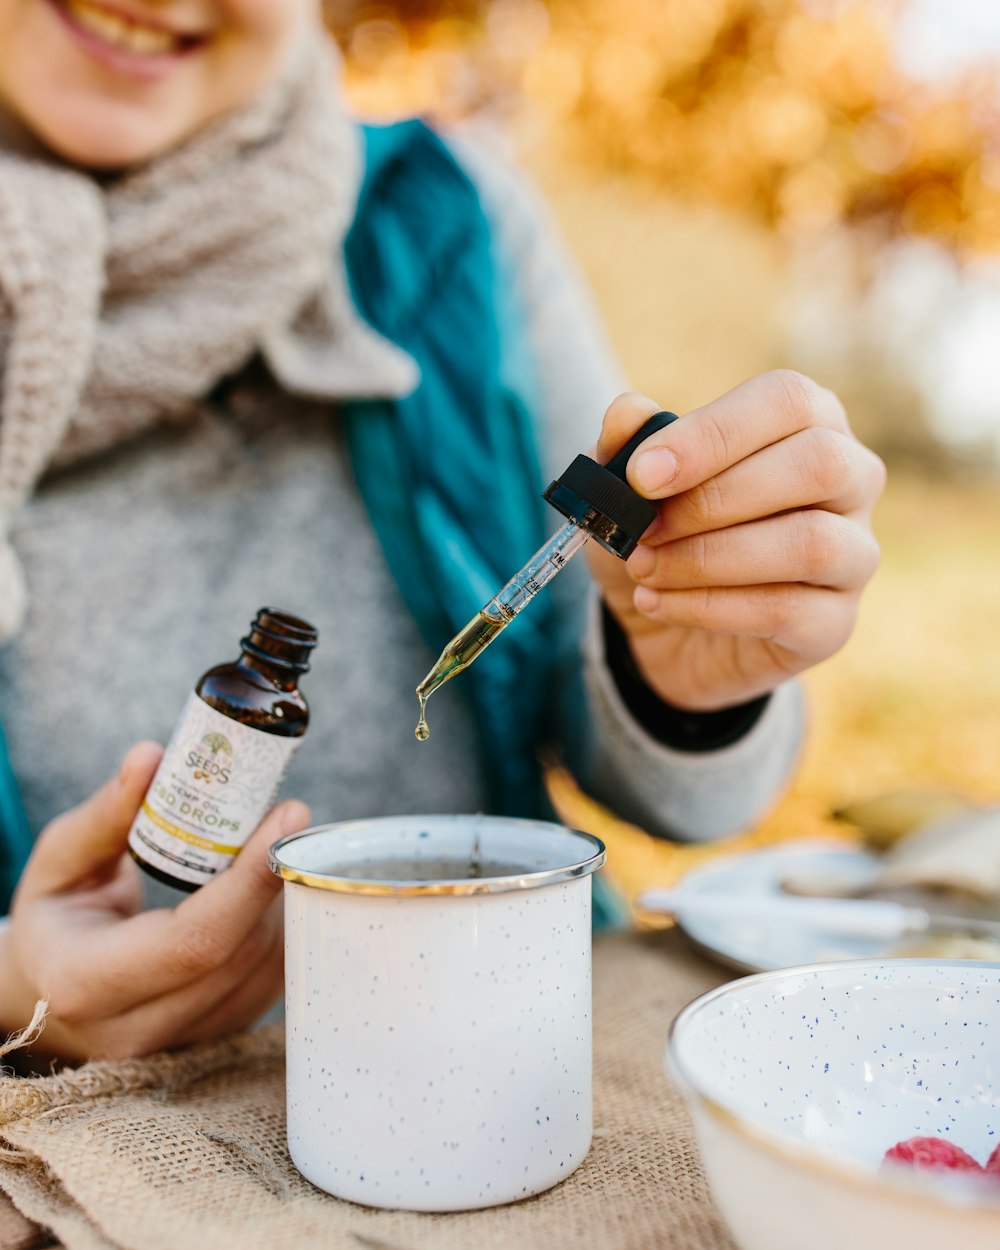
xmin=414 ymin=521 xmax=590 ymax=739
xmin=415 ymin=410 xmax=680 ymax=741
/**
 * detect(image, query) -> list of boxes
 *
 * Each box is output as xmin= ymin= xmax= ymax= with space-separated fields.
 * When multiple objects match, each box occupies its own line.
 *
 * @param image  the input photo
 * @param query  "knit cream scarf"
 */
xmin=0 ymin=34 xmax=416 ymax=642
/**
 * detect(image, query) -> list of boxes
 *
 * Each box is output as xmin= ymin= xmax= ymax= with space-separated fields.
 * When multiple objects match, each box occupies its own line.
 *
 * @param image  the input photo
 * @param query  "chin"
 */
xmin=16 ymin=97 xmax=190 ymax=171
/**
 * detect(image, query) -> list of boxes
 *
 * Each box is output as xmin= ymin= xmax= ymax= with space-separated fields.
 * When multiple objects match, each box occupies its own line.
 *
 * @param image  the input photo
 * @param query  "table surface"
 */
xmin=0 ymin=931 xmax=733 ymax=1250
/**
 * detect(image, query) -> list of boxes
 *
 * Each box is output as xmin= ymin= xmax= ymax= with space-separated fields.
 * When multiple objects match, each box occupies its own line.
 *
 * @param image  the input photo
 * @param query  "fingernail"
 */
xmin=633 ymin=447 xmax=680 ymax=493
xmin=627 ymin=544 xmax=655 ymax=579
xmin=634 ymin=586 xmax=660 ymax=614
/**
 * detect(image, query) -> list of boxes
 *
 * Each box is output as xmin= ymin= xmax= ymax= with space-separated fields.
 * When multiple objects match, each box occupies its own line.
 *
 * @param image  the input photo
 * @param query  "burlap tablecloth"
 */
xmin=0 ymin=932 xmax=734 ymax=1250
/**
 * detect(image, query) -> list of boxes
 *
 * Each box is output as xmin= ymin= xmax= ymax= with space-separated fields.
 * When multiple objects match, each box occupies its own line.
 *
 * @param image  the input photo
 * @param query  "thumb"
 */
xmin=18 ymin=741 xmax=163 ymax=901
xmin=595 ymin=391 xmax=661 ymax=465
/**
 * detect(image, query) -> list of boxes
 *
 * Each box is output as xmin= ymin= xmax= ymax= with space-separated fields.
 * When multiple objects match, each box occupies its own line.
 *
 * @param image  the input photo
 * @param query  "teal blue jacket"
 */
xmin=0 ymin=121 xmax=618 ymax=926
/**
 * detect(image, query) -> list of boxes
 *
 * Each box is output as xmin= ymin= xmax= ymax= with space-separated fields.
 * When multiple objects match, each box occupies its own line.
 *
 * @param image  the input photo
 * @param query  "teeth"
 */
xmin=64 ymin=0 xmax=183 ymax=55
xmin=125 ymin=25 xmax=176 ymax=54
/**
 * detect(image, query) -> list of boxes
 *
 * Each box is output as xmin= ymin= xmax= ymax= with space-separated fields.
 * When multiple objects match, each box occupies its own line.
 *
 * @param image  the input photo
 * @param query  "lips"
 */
xmin=54 ymin=0 xmax=206 ymax=60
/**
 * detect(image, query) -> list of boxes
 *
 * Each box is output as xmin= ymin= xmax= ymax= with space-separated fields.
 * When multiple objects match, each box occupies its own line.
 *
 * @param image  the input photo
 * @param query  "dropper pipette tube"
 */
xmin=414 ymin=521 xmax=590 ymax=739
xmin=413 ymin=410 xmax=680 ymax=743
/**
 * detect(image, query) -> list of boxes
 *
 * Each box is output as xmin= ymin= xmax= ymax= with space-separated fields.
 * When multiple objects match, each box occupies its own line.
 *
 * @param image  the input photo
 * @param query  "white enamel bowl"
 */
xmin=668 ymin=960 xmax=1000 ymax=1250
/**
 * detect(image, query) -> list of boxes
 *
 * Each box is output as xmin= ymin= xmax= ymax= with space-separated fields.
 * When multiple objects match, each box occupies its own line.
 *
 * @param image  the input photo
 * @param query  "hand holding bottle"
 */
xmin=586 ymin=373 xmax=885 ymax=711
xmin=0 ymin=742 xmax=309 ymax=1063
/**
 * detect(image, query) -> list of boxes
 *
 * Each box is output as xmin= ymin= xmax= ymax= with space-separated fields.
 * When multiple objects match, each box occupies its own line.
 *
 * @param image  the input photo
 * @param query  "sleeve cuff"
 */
xmin=600 ymin=600 xmax=771 ymax=752
xmin=582 ymin=594 xmax=806 ymax=841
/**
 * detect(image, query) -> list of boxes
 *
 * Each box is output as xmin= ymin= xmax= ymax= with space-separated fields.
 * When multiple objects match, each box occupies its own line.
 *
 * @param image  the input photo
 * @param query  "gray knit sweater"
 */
xmin=0 ymin=130 xmax=804 ymax=902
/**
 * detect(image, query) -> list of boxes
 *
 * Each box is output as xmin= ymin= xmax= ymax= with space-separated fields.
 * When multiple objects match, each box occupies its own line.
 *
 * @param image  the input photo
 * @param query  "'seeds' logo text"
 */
xmin=188 ymin=731 xmax=233 ymax=784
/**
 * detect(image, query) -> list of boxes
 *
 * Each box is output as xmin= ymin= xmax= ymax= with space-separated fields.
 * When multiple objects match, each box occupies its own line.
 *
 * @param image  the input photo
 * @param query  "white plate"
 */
xmin=672 ymin=840 xmax=883 ymax=973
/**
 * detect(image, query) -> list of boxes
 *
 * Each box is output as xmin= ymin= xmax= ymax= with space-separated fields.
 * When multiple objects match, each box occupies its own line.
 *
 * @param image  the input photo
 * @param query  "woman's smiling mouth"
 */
xmin=49 ymin=0 xmax=207 ymax=71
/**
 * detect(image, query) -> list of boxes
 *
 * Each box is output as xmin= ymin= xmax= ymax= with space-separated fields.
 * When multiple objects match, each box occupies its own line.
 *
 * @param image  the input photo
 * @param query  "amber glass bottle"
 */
xmin=127 ymin=609 xmax=318 ymax=893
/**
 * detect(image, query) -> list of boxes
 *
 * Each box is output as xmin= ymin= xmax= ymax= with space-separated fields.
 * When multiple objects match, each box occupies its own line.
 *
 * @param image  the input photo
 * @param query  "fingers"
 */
xmin=17 ymin=741 xmax=163 ymax=903
xmin=643 ymin=428 xmax=887 ymax=545
xmin=624 ymin=584 xmax=858 ymax=658
xmin=44 ymin=799 xmax=309 ymax=1021
xmin=588 ymin=375 xmax=881 ymax=712
xmin=87 ymin=904 xmax=285 ymax=1058
xmin=628 ymin=510 xmax=880 ymax=596
xmin=170 ymin=795 xmax=305 ymax=944
xmin=170 ymin=934 xmax=286 ymax=1049
xmin=600 ymin=372 xmax=852 ymax=502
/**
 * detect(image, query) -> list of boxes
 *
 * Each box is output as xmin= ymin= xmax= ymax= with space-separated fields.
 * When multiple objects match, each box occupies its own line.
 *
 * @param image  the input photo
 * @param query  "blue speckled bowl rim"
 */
xmin=667 ymin=957 xmax=1000 ymax=1216
xmin=268 ymin=814 xmax=606 ymax=895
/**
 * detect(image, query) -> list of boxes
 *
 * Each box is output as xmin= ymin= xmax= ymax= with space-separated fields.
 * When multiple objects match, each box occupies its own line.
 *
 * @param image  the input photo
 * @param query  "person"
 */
xmin=0 ymin=0 xmax=884 ymax=1063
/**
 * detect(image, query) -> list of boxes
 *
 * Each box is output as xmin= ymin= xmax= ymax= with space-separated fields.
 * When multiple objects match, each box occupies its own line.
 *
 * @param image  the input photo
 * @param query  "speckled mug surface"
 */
xmin=268 ymin=815 xmax=606 ymax=1212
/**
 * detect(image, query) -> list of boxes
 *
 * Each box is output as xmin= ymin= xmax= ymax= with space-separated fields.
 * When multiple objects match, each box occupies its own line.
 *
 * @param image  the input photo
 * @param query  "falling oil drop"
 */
xmin=415 ymin=691 xmax=430 ymax=742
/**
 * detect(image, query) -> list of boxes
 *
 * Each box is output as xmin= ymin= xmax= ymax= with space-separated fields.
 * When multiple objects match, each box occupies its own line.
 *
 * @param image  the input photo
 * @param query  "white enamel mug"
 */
xmin=268 ymin=814 xmax=605 ymax=1211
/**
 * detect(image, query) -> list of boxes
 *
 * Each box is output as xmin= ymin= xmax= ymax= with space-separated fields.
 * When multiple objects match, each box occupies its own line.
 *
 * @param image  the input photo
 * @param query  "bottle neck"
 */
xmin=237 ymin=650 xmax=301 ymax=692
xmin=238 ymin=609 xmax=318 ymax=689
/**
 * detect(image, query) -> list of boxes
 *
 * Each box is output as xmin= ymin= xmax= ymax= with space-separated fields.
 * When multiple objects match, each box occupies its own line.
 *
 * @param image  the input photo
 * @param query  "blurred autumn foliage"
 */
xmin=330 ymin=0 xmax=1000 ymax=260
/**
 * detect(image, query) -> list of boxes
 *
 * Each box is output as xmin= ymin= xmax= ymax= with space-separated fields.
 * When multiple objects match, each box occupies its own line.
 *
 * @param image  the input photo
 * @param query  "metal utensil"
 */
xmin=638 ymin=888 xmax=1000 ymax=942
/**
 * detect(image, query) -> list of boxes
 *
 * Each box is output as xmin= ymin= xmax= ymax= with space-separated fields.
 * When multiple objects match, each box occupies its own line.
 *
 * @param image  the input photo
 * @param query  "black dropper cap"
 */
xmin=543 ymin=411 xmax=680 ymax=558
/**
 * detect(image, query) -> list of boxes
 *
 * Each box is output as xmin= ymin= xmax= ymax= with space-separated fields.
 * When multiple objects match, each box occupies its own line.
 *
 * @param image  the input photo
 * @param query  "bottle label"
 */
xmin=127 ymin=692 xmax=302 ymax=887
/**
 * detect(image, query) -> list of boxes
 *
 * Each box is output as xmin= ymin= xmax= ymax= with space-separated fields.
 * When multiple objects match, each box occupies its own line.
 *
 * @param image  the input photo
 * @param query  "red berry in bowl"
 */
xmin=884 ymin=1136 xmax=983 ymax=1172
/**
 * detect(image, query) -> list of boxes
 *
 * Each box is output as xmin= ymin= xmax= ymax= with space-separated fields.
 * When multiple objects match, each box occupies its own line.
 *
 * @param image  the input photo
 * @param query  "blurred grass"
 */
xmin=534 ymin=161 xmax=1000 ymax=912
xmin=528 ymin=160 xmax=790 ymax=411
xmin=804 ymin=470 xmax=1000 ymax=808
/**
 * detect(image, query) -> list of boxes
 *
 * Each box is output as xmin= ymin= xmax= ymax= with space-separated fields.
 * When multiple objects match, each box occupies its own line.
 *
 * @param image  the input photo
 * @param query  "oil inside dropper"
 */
xmin=412 ymin=416 xmax=672 ymax=742
xmin=412 ymin=521 xmax=592 ymax=741
xmin=414 ymin=603 xmax=510 ymax=741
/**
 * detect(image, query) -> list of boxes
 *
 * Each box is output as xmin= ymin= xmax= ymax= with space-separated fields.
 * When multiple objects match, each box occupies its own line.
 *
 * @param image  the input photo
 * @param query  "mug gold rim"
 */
xmin=267 ymin=815 xmax=607 ymax=896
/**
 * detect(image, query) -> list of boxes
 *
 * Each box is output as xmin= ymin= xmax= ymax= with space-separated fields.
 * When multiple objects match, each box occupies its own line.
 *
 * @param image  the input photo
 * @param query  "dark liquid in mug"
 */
xmin=332 ymin=857 xmax=535 ymax=882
